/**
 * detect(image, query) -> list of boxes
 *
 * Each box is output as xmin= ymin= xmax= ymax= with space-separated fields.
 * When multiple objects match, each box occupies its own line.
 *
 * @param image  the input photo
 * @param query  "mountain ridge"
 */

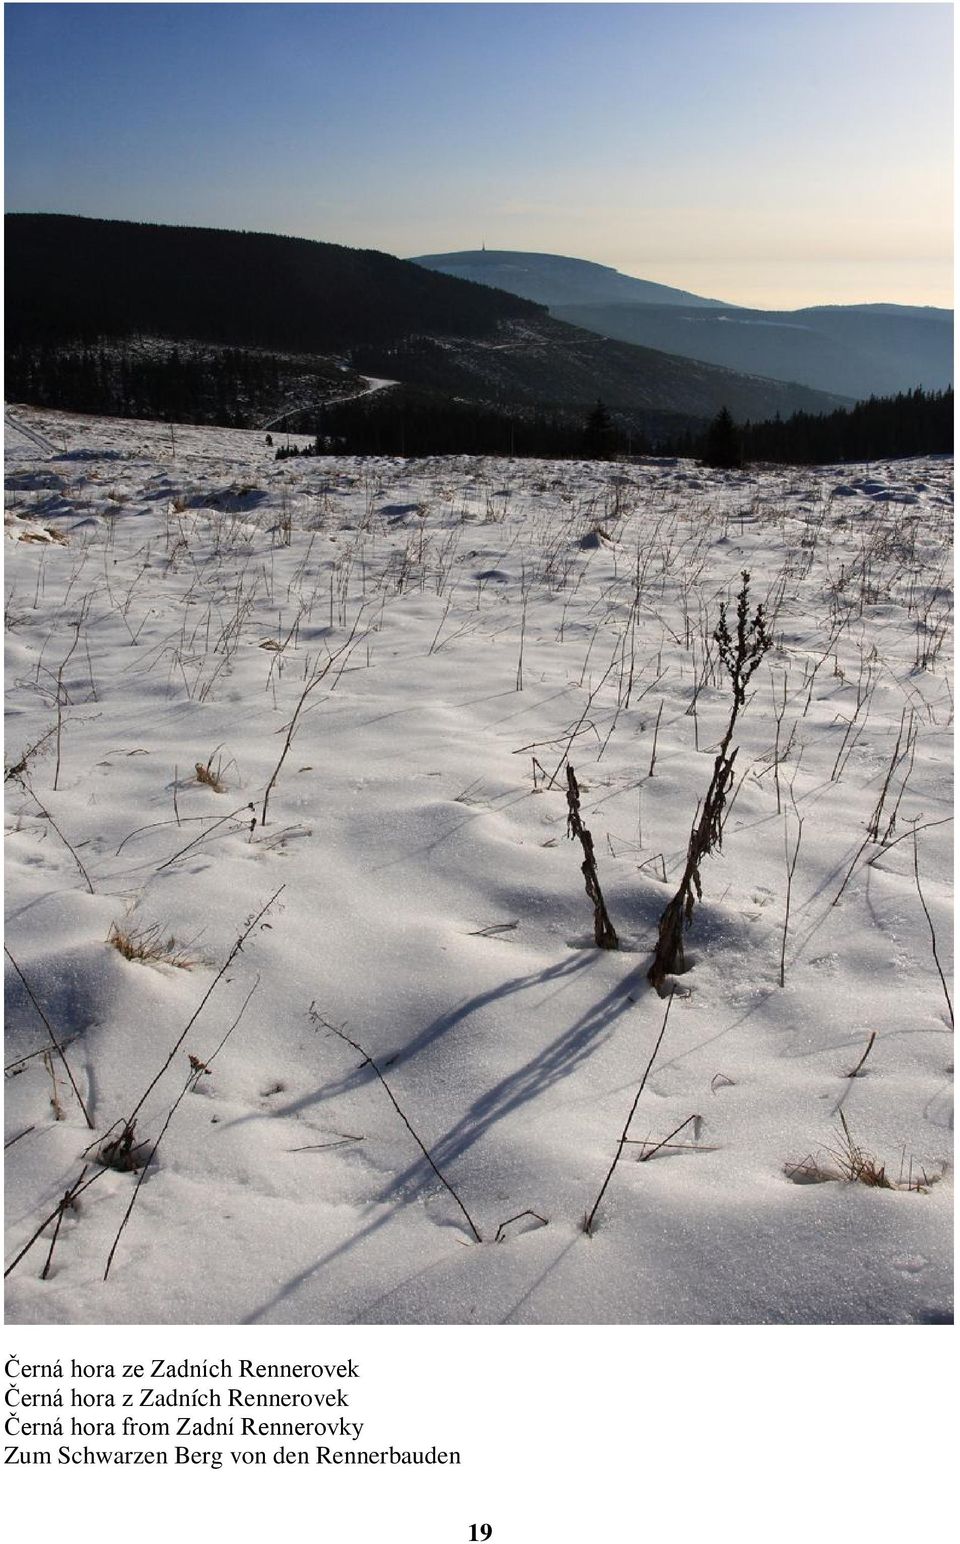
xmin=414 ymin=248 xmax=727 ymax=309
xmin=5 ymin=214 xmax=846 ymax=431
xmin=414 ymin=248 xmax=953 ymax=399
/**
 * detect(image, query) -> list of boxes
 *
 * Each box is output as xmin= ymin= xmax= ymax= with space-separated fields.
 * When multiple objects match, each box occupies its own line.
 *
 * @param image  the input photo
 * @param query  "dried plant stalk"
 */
xmin=566 ymin=765 xmax=619 ymax=949
xmin=649 ymin=572 xmax=770 ymax=992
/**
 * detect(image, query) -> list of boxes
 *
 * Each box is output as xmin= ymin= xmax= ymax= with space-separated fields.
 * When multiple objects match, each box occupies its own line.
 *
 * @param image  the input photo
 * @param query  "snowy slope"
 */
xmin=4 ymin=407 xmax=952 ymax=1324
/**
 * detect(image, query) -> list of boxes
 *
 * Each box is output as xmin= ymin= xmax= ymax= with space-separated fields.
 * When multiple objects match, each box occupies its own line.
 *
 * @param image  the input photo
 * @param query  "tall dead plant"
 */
xmin=648 ymin=572 xmax=770 ymax=992
xmin=566 ymin=765 xmax=619 ymax=949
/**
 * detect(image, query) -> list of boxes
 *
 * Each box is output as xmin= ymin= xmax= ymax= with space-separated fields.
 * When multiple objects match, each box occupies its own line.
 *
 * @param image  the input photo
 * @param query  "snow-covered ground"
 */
xmin=4 ymin=406 xmax=953 ymax=1324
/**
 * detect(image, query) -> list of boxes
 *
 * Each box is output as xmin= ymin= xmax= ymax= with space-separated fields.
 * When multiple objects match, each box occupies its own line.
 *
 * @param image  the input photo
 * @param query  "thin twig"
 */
xmin=53 ymin=623 xmax=82 ymax=791
xmin=5 ymin=723 xmax=57 ymax=782
xmin=155 ymin=804 xmax=256 ymax=872
xmin=4 ymin=1125 xmax=36 ymax=1149
xmin=261 ymin=617 xmax=366 ymax=826
xmin=637 ymin=1113 xmax=703 ymax=1162
xmin=5 ymin=1034 xmax=80 ymax=1075
xmin=912 ymin=833 xmax=953 ymax=1028
xmin=115 ymin=809 xmax=240 ymax=857
xmin=312 ymin=1007 xmax=482 ymax=1242
xmin=21 ymin=784 xmax=94 ymax=893
xmin=831 ymin=813 xmax=956 ymax=904
xmin=42 ymin=1168 xmax=88 ymax=1280
xmin=104 ymin=970 xmax=266 ymax=1280
xmin=5 ymin=1166 xmax=107 ymax=1278
xmin=845 ymin=1031 xmax=878 ymax=1078
xmin=648 ymin=700 xmax=663 ymax=777
xmin=779 ymin=809 xmax=804 ymax=988
xmin=287 ymin=1136 xmax=364 ymax=1153
xmin=127 ymin=890 xmax=282 ymax=1126
xmin=624 ymin=1138 xmax=720 ymax=1152
xmin=584 ymin=990 xmax=675 ymax=1234
xmin=4 ymin=946 xmax=93 ymax=1127
xmin=494 ymin=1210 xmax=548 ymax=1243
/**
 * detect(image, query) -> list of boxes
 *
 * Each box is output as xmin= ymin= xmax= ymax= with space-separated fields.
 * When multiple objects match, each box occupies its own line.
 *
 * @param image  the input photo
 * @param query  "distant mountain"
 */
xmin=825 ymin=302 xmax=949 ymax=318
xmin=551 ymin=301 xmax=954 ymax=400
xmin=5 ymin=215 xmax=844 ymax=433
xmin=414 ymin=249 xmax=726 ymax=309
xmin=415 ymin=248 xmax=953 ymax=400
xmin=350 ymin=314 xmax=844 ymax=425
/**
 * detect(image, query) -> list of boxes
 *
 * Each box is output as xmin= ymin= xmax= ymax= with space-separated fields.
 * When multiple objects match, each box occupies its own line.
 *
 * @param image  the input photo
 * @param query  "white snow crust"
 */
xmin=4 ymin=406 xmax=953 ymax=1324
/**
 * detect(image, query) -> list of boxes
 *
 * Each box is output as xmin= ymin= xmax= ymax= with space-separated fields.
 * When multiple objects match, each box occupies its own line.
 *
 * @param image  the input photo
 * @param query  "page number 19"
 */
xmin=469 ymin=1528 xmax=492 ymax=1541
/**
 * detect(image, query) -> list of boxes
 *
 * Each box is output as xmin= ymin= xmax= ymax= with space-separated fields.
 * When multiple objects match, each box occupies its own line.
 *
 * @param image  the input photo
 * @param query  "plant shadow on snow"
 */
xmin=384 ymin=955 xmax=656 ymax=1178
xmin=228 ymin=888 xmax=752 ymax=1168
xmin=230 ymin=945 xmax=652 ymax=1134
xmin=239 ymin=950 xmax=663 ymax=1322
xmin=3 ymin=945 xmax=113 ymax=1061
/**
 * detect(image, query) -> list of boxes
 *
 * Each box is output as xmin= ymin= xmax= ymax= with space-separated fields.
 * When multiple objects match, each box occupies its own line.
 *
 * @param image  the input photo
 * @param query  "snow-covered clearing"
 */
xmin=260 ymin=374 xmax=397 ymax=431
xmin=4 ymin=406 xmax=953 ymax=1324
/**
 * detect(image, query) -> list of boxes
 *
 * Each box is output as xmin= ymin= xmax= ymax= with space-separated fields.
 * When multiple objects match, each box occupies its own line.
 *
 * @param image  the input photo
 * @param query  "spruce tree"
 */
xmin=703 ymin=406 xmax=742 ymax=469
xmin=583 ymin=399 xmax=617 ymax=460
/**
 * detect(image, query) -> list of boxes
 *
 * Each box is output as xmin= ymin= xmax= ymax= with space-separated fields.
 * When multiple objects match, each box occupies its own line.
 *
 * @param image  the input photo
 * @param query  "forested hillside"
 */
xmin=6 ymin=216 xmax=845 ymax=432
xmin=6 ymin=214 xmax=539 ymax=352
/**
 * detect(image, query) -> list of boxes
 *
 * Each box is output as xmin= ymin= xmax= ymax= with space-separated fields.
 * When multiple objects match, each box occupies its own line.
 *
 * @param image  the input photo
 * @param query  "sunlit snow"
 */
xmin=4 ymin=406 xmax=952 ymax=1325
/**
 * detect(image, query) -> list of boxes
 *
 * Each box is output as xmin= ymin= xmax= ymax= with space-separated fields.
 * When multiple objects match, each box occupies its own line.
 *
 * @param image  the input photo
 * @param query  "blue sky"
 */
xmin=4 ymin=2 xmax=953 ymax=307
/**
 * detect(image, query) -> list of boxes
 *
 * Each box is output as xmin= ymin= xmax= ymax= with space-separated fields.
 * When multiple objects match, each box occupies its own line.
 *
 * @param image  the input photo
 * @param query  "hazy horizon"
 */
xmin=4 ymin=2 xmax=953 ymax=310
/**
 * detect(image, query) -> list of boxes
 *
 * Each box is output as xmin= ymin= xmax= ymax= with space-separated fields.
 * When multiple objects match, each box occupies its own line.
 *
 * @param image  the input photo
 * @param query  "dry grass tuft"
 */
xmin=786 ymin=1114 xmax=940 ymax=1193
xmin=19 ymin=526 xmax=69 ymax=545
xmin=829 ymin=1114 xmax=893 ymax=1187
xmin=108 ymin=921 xmax=196 ymax=970
xmin=195 ymin=752 xmax=227 ymax=792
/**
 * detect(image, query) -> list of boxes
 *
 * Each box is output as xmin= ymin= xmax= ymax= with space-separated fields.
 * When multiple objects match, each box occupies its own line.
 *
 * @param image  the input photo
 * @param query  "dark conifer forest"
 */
xmin=5 ymin=214 xmax=538 ymax=352
xmin=312 ymin=387 xmax=650 ymax=458
xmin=680 ymin=389 xmax=953 ymax=467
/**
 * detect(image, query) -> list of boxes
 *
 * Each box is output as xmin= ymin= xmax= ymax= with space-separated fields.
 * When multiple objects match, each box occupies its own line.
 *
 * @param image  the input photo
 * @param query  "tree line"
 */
xmin=688 ymin=388 xmax=953 ymax=467
xmin=312 ymin=388 xmax=638 ymax=458
xmin=6 ymin=341 xmax=352 ymax=428
xmin=7 ymin=326 xmax=951 ymax=467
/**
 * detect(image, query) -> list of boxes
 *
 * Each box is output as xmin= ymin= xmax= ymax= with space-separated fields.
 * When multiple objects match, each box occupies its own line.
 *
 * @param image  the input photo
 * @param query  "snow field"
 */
xmin=4 ymin=406 xmax=953 ymax=1323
